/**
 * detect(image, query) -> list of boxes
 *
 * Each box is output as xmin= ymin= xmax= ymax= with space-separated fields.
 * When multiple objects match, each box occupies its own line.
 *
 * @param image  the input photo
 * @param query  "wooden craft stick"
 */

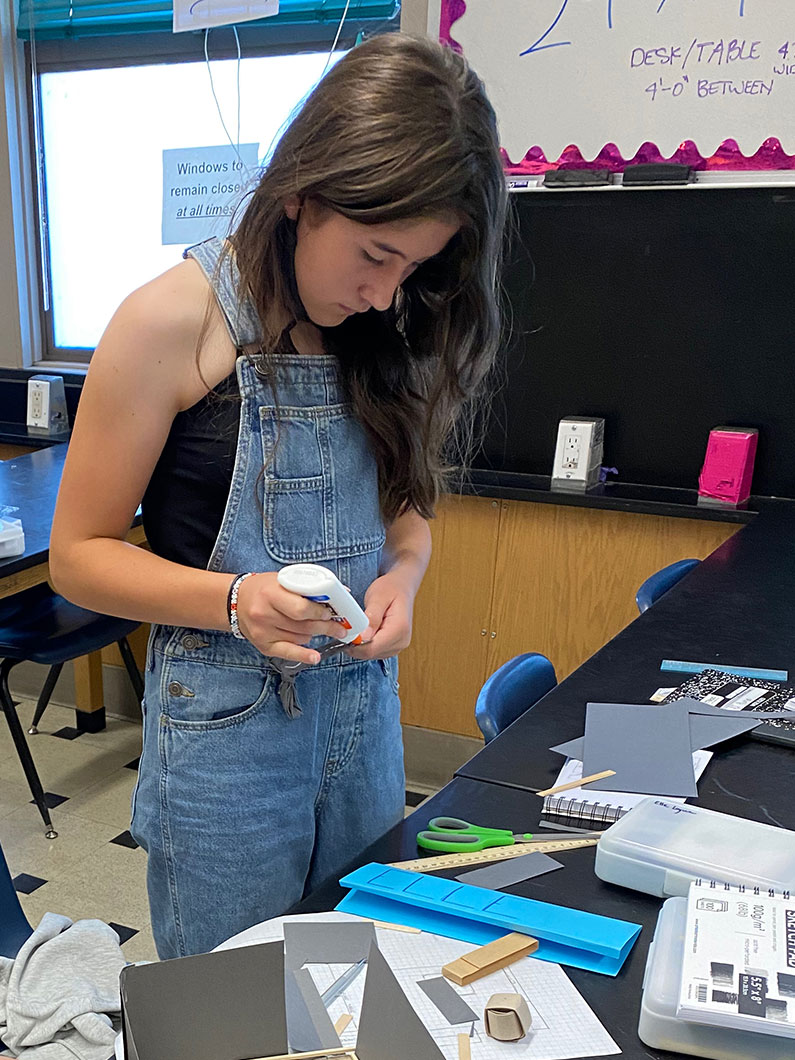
xmin=442 ymin=932 xmax=538 ymax=986
xmin=249 ymin=1049 xmax=357 ymax=1060
xmin=457 ymin=1032 xmax=472 ymax=1060
xmin=536 ymin=769 xmax=616 ymax=797
xmin=351 ymin=915 xmax=421 ymax=933
xmin=334 ymin=1013 xmax=353 ymax=1035
xmin=370 ymin=919 xmax=422 ymax=933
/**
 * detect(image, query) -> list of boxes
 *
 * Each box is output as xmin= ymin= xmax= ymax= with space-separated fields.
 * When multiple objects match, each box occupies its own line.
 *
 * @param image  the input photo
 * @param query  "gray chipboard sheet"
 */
xmin=455 ymin=851 xmax=563 ymax=890
xmin=284 ymin=967 xmax=342 ymax=1054
xmin=356 ymin=941 xmax=445 ymax=1060
xmin=552 ymin=708 xmax=764 ymax=759
xmin=687 ymin=712 xmax=763 ymax=748
xmin=416 ymin=977 xmax=479 ymax=1025
xmin=283 ymin=920 xmax=376 ymax=969
xmin=582 ymin=700 xmax=698 ymax=796
xmin=120 ymin=941 xmax=287 ymax=1060
xmin=683 ymin=703 xmax=795 ymax=719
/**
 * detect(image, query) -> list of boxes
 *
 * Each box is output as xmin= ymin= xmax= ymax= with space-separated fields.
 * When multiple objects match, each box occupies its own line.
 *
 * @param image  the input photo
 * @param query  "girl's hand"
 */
xmin=234 ymin=572 xmax=338 ymax=664
xmin=345 ymin=571 xmax=416 ymax=661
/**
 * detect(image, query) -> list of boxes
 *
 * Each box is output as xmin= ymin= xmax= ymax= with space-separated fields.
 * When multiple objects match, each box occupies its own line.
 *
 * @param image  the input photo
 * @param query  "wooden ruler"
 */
xmin=390 ymin=837 xmax=598 ymax=873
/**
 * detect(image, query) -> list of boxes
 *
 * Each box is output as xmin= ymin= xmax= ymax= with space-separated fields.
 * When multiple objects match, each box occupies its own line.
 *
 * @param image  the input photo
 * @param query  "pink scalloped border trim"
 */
xmin=439 ymin=0 xmax=795 ymax=173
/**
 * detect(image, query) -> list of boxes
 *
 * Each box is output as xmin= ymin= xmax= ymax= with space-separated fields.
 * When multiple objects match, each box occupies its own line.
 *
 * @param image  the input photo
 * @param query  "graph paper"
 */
xmin=218 ymin=911 xmax=620 ymax=1060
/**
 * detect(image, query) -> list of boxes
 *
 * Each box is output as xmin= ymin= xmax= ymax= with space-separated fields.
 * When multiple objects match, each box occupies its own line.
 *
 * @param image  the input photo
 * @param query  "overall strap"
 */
xmin=184 ymin=237 xmax=263 ymax=351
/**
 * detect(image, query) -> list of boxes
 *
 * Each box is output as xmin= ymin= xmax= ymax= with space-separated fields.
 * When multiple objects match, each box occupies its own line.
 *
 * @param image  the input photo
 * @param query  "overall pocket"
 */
xmin=379 ymin=655 xmax=400 ymax=696
xmin=259 ymin=404 xmax=385 ymax=563
xmin=160 ymin=635 xmax=276 ymax=732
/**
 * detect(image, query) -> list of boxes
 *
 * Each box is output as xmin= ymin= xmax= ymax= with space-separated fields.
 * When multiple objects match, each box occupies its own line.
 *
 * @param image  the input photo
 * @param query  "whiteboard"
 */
xmin=436 ymin=1 xmax=795 ymax=168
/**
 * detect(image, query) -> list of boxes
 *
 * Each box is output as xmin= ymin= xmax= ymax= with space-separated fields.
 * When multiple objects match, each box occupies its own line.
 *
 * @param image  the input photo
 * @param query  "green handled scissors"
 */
xmin=416 ymin=817 xmax=536 ymax=853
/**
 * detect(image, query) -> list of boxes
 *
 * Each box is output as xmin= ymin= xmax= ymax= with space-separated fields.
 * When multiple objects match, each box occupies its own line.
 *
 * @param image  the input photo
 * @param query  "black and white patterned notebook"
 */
xmin=662 ymin=669 xmax=795 ymax=747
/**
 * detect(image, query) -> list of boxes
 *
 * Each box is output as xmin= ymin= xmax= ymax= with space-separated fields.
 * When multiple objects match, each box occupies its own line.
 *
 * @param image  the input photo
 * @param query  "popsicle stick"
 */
xmin=536 ymin=769 xmax=616 ymax=797
xmin=458 ymin=1032 xmax=472 ymax=1060
xmin=350 ymin=915 xmax=421 ymax=933
xmin=334 ymin=1013 xmax=353 ymax=1035
xmin=249 ymin=1049 xmax=357 ymax=1060
xmin=370 ymin=919 xmax=421 ymax=933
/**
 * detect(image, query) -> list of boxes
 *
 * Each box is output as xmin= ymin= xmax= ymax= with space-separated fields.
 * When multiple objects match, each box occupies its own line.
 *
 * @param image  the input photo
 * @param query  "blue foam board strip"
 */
xmin=337 ymin=863 xmax=641 ymax=977
xmin=337 ymin=891 xmax=627 ymax=975
xmin=660 ymin=660 xmax=788 ymax=681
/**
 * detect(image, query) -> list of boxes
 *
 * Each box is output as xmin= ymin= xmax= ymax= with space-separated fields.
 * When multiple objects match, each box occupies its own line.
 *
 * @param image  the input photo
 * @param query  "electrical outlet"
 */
xmin=30 ymin=386 xmax=43 ymax=421
xmin=552 ymin=416 xmax=605 ymax=492
xmin=27 ymin=375 xmax=68 ymax=433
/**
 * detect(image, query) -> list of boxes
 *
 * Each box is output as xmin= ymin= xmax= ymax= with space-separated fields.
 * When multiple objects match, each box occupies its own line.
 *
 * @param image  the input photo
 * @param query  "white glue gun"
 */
xmin=277 ymin=563 xmax=369 ymax=646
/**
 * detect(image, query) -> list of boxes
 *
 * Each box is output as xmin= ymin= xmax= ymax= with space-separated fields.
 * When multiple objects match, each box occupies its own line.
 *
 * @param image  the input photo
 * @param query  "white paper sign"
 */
xmin=161 ymin=143 xmax=259 ymax=245
xmin=173 ymin=0 xmax=278 ymax=34
xmin=449 ymin=1 xmax=795 ymax=161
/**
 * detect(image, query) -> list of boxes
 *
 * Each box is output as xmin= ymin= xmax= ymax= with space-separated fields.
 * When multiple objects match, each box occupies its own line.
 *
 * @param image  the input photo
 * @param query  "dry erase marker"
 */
xmin=277 ymin=563 xmax=369 ymax=645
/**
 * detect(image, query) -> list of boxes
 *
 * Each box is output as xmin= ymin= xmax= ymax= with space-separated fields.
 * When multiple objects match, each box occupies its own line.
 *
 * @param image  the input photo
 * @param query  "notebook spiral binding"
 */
xmin=541 ymin=796 xmax=625 ymax=827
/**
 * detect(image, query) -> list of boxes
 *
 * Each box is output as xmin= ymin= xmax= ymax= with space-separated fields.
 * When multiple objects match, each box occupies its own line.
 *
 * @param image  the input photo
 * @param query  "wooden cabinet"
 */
xmin=399 ymin=495 xmax=739 ymax=738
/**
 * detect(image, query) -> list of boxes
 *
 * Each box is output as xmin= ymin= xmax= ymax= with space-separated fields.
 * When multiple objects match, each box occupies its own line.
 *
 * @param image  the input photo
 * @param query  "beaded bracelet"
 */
xmin=227 ymin=572 xmax=256 ymax=640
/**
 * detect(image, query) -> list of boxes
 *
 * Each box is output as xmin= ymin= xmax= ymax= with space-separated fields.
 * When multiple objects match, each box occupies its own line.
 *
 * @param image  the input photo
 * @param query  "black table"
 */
xmin=0 ymin=443 xmax=144 ymax=723
xmin=458 ymin=506 xmax=795 ymax=793
xmin=297 ymin=506 xmax=795 ymax=1059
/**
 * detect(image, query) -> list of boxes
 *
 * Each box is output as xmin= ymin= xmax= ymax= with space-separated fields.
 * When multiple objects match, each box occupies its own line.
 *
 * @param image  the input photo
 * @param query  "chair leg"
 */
xmin=28 ymin=662 xmax=64 ymax=735
xmin=0 ymin=659 xmax=58 ymax=839
xmin=117 ymin=637 xmax=144 ymax=703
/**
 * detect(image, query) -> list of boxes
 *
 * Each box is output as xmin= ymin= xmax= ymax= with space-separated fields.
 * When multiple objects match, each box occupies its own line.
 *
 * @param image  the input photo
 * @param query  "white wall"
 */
xmin=400 ymin=0 xmax=439 ymax=37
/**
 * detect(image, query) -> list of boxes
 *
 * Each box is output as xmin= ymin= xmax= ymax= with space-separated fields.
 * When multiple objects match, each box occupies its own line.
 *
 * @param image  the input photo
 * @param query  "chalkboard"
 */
xmin=437 ymin=1 xmax=795 ymax=172
xmin=478 ymin=186 xmax=795 ymax=498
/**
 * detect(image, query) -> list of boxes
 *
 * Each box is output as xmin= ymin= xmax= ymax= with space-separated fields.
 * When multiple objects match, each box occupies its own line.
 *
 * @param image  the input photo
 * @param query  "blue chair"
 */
xmin=0 ymin=583 xmax=143 ymax=838
xmin=635 ymin=558 xmax=700 ymax=614
xmin=475 ymin=652 xmax=557 ymax=744
xmin=0 ymin=840 xmax=32 ymax=959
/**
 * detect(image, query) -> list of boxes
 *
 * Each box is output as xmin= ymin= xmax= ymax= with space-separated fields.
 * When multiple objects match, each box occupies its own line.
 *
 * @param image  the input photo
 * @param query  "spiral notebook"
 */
xmin=678 ymin=879 xmax=795 ymax=1038
xmin=541 ymin=751 xmax=712 ymax=827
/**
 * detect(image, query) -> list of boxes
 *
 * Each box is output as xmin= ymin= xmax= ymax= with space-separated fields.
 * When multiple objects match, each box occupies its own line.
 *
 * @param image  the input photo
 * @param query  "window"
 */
xmin=19 ymin=1 xmax=399 ymax=359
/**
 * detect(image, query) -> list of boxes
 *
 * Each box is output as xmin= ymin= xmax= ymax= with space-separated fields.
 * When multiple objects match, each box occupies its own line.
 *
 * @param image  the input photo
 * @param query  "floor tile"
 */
xmin=118 ymin=927 xmax=158 ymax=964
xmin=0 ymin=805 xmax=121 ymax=881
xmin=29 ymin=792 xmax=69 ymax=810
xmin=110 ymin=830 xmax=139 ymax=849
xmin=52 ymin=727 xmax=84 ymax=741
xmin=16 ymin=844 xmax=152 ymax=942
xmin=108 ymin=922 xmax=138 ymax=945
xmin=13 ymin=872 xmax=47 ymax=895
xmin=0 ymin=732 xmax=138 ymax=801
xmin=52 ymin=769 xmax=137 ymax=830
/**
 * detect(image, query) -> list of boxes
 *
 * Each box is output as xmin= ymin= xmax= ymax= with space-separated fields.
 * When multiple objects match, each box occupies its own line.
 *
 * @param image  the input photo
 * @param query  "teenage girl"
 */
xmin=50 ymin=32 xmax=507 ymax=958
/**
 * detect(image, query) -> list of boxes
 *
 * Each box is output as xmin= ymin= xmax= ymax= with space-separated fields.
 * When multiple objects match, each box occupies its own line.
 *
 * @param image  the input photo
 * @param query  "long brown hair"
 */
xmin=230 ymin=33 xmax=507 ymax=520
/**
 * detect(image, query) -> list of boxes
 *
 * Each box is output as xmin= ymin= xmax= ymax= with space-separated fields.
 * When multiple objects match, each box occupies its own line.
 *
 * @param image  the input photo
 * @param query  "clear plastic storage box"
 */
xmin=595 ymin=798 xmax=795 ymax=897
xmin=639 ymin=897 xmax=794 ymax=1059
xmin=0 ymin=515 xmax=24 ymax=558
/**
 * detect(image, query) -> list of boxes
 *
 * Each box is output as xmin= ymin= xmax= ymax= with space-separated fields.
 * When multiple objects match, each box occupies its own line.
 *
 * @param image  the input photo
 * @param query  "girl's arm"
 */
xmin=49 ymin=263 xmax=334 ymax=665
xmin=347 ymin=508 xmax=432 ymax=659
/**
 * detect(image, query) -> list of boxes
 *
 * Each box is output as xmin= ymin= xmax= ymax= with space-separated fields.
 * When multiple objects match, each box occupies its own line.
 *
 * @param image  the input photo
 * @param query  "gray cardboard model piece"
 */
xmin=417 ymin=976 xmax=479 ymax=1025
xmin=284 ymin=966 xmax=342 ymax=1053
xmin=120 ymin=941 xmax=287 ymax=1060
xmin=357 ymin=941 xmax=445 ymax=1060
xmin=283 ymin=920 xmax=376 ymax=969
xmin=122 ymin=933 xmax=446 ymax=1060
xmin=582 ymin=701 xmax=698 ymax=796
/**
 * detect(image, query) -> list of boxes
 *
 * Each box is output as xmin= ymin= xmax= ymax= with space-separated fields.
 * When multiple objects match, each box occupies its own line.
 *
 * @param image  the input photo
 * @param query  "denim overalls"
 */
xmin=130 ymin=238 xmax=405 ymax=959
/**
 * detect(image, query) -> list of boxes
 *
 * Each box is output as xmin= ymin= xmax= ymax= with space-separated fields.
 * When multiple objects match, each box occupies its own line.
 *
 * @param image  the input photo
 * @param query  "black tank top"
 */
xmin=141 ymin=371 xmax=239 ymax=569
